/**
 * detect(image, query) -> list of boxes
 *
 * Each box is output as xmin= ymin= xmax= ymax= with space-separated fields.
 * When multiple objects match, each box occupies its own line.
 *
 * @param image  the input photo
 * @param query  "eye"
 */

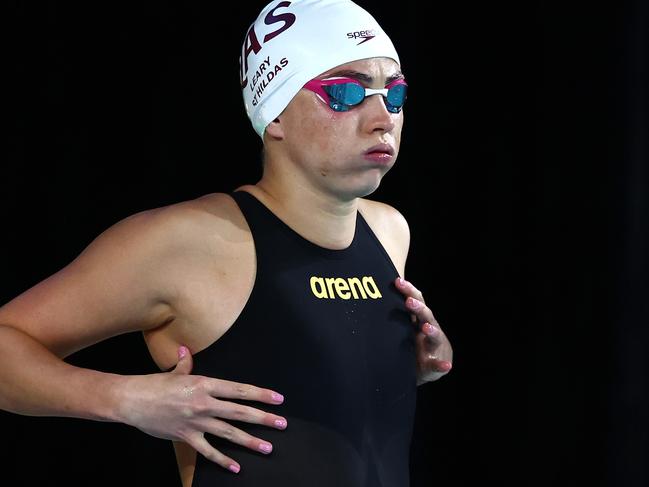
xmin=386 ymin=84 xmax=407 ymax=107
xmin=324 ymin=82 xmax=365 ymax=106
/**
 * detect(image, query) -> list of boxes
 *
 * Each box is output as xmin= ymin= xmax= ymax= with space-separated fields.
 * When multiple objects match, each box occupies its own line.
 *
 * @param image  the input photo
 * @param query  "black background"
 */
xmin=3 ymin=1 xmax=647 ymax=486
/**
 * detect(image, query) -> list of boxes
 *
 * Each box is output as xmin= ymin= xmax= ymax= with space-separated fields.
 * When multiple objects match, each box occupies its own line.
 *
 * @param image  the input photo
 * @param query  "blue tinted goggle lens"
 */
xmin=323 ymin=82 xmax=407 ymax=113
xmin=386 ymin=84 xmax=406 ymax=109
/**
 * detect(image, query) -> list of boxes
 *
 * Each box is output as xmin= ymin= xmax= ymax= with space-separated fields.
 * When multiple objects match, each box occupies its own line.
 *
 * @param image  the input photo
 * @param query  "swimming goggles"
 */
xmin=303 ymin=77 xmax=408 ymax=113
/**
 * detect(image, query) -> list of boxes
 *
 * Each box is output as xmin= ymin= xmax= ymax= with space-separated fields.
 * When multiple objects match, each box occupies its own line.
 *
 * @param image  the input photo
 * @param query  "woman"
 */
xmin=0 ymin=1 xmax=452 ymax=485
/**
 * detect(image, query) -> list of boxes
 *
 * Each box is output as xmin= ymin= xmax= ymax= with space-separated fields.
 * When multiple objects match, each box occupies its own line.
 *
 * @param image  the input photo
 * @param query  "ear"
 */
xmin=264 ymin=117 xmax=284 ymax=140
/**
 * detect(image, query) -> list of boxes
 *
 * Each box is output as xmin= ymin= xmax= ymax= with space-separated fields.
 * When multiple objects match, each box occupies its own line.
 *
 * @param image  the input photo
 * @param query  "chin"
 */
xmin=358 ymin=181 xmax=382 ymax=198
xmin=344 ymin=177 xmax=384 ymax=200
xmin=326 ymin=167 xmax=388 ymax=200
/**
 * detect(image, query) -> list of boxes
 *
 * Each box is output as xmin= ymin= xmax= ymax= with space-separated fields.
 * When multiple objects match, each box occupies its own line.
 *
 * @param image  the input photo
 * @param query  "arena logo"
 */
xmin=310 ymin=276 xmax=383 ymax=300
xmin=347 ymin=29 xmax=376 ymax=45
xmin=240 ymin=1 xmax=297 ymax=89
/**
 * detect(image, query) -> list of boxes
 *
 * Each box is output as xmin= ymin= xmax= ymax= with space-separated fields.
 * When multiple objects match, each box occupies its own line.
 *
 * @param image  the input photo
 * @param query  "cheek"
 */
xmin=314 ymin=112 xmax=352 ymax=153
xmin=296 ymin=105 xmax=352 ymax=154
xmin=393 ymin=114 xmax=404 ymax=150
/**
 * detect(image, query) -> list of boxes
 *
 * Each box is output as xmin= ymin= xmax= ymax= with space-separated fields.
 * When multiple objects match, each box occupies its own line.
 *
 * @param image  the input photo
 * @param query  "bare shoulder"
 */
xmin=358 ymin=198 xmax=410 ymax=275
xmin=63 ymin=193 xmax=245 ymax=287
xmin=148 ymin=192 xmax=248 ymax=250
xmin=358 ymin=198 xmax=410 ymax=239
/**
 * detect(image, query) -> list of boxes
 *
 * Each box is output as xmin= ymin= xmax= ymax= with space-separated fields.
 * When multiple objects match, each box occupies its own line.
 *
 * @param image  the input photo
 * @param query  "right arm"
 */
xmin=0 ymin=203 xmax=286 ymax=473
xmin=0 ymin=207 xmax=175 ymax=419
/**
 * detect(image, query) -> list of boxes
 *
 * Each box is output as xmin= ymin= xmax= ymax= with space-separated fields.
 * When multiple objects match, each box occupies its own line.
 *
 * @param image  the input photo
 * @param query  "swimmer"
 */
xmin=0 ymin=1 xmax=453 ymax=486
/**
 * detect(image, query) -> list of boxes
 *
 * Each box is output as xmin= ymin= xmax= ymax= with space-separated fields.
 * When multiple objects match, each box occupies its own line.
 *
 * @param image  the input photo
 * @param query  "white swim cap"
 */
xmin=239 ymin=0 xmax=400 ymax=138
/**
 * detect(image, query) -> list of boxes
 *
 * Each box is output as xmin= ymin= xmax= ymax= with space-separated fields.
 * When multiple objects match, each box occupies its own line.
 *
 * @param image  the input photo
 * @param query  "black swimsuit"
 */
xmin=189 ymin=191 xmax=417 ymax=486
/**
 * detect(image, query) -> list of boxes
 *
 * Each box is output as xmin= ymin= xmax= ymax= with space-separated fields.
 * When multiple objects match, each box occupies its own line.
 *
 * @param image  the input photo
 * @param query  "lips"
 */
xmin=362 ymin=143 xmax=396 ymax=164
xmin=364 ymin=143 xmax=395 ymax=156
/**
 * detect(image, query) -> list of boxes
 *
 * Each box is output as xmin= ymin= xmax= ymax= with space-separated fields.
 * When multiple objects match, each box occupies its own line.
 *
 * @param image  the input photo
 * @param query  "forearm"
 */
xmin=0 ymin=324 xmax=124 ymax=422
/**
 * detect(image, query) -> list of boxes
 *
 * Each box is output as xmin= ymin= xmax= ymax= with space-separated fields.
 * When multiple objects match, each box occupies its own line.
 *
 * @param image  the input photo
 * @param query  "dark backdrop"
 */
xmin=3 ymin=1 xmax=647 ymax=486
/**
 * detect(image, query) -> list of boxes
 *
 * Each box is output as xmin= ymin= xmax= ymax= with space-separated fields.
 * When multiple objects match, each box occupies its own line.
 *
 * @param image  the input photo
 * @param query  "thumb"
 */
xmin=171 ymin=345 xmax=193 ymax=375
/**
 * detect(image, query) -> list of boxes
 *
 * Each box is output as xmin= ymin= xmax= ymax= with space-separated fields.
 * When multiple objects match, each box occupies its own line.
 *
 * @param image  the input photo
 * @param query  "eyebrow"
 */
xmin=322 ymin=69 xmax=405 ymax=85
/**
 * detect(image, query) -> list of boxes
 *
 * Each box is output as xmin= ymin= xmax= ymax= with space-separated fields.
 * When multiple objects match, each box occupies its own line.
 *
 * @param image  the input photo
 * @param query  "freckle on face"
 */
xmin=290 ymin=95 xmax=339 ymax=154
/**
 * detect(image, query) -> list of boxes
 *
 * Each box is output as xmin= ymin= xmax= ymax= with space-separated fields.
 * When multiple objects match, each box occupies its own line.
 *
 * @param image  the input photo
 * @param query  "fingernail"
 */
xmin=424 ymin=323 xmax=435 ymax=335
xmin=272 ymin=392 xmax=284 ymax=402
xmin=397 ymin=277 xmax=405 ymax=286
xmin=259 ymin=442 xmax=273 ymax=454
xmin=229 ymin=464 xmax=240 ymax=473
xmin=178 ymin=346 xmax=188 ymax=359
xmin=274 ymin=418 xmax=287 ymax=429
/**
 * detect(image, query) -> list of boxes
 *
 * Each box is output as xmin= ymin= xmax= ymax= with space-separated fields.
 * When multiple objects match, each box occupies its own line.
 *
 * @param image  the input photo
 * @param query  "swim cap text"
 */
xmin=240 ymin=1 xmax=296 ymax=89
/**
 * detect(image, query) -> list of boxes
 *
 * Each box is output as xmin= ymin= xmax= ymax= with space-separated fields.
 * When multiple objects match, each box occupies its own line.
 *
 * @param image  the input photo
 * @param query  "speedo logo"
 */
xmin=310 ymin=276 xmax=383 ymax=300
xmin=347 ymin=29 xmax=376 ymax=45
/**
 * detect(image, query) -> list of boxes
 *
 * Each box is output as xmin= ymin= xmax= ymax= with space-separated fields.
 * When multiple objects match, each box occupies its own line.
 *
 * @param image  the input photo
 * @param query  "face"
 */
xmin=267 ymin=57 xmax=405 ymax=201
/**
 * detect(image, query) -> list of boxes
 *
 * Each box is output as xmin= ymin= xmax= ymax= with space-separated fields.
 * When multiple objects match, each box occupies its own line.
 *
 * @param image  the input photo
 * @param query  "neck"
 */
xmin=241 ymin=162 xmax=359 ymax=250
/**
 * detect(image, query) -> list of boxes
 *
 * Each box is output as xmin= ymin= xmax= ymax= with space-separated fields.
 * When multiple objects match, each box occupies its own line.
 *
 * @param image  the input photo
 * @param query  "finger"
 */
xmin=203 ymin=418 xmax=275 ymax=456
xmin=415 ymin=332 xmax=452 ymax=372
xmin=395 ymin=277 xmax=425 ymax=303
xmin=207 ymin=379 xmax=285 ymax=406
xmin=405 ymin=297 xmax=437 ymax=326
xmin=171 ymin=345 xmax=193 ymax=375
xmin=421 ymin=322 xmax=443 ymax=345
xmin=189 ymin=432 xmax=241 ymax=474
xmin=209 ymin=400 xmax=288 ymax=430
xmin=423 ymin=356 xmax=453 ymax=373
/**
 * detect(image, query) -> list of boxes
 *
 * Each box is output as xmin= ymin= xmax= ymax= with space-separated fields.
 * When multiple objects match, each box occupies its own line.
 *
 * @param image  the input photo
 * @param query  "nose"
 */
xmin=362 ymin=93 xmax=397 ymax=133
